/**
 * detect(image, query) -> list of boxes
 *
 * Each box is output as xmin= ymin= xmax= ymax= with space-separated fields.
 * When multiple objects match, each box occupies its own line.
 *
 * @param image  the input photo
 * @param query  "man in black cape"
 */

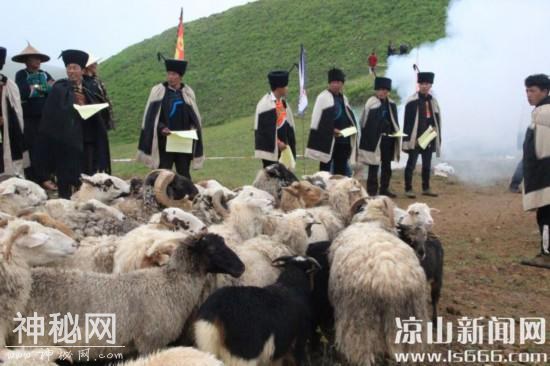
xmin=137 ymin=57 xmax=204 ymax=179
xmin=0 ymin=46 xmax=29 ymax=175
xmin=254 ymin=70 xmax=296 ymax=168
xmin=38 ymin=49 xmax=110 ymax=198
xmin=305 ymin=68 xmax=358 ymax=175
xmin=402 ymin=71 xmax=442 ymax=198
xmin=521 ymin=74 xmax=550 ymax=269
xmin=358 ymin=77 xmax=400 ymax=197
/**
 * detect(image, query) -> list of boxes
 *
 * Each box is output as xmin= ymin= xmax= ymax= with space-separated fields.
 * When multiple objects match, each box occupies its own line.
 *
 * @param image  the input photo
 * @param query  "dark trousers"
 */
xmin=159 ymin=150 xmax=192 ymax=179
xmin=537 ymin=204 xmax=550 ymax=254
xmin=262 ymin=159 xmax=277 ymax=168
xmin=320 ymin=143 xmax=351 ymax=176
xmin=510 ymin=160 xmax=523 ymax=189
xmin=367 ymin=137 xmax=394 ymax=196
xmin=405 ymin=147 xmax=433 ymax=191
xmin=83 ymin=143 xmax=97 ymax=175
xmin=23 ymin=116 xmax=42 ymax=183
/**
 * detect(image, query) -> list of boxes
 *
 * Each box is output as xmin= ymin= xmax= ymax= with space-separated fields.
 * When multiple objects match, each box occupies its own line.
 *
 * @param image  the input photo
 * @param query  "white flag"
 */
xmin=298 ymin=44 xmax=308 ymax=115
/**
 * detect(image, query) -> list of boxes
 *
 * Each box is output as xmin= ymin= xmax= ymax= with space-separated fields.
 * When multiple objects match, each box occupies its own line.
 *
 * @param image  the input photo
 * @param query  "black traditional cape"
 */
xmin=402 ymin=93 xmax=442 ymax=156
xmin=523 ymin=96 xmax=550 ymax=211
xmin=254 ymin=93 xmax=296 ymax=162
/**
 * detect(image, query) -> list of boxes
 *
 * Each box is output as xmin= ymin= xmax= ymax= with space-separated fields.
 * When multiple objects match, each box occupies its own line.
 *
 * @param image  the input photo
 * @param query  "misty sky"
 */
xmin=1 ymin=0 xmax=256 ymax=66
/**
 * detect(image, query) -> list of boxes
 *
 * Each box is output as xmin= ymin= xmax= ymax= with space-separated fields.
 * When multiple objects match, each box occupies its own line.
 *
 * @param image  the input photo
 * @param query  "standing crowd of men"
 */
xmin=0 ymin=44 xmax=113 ymax=198
xmin=254 ymin=67 xmax=442 ymax=198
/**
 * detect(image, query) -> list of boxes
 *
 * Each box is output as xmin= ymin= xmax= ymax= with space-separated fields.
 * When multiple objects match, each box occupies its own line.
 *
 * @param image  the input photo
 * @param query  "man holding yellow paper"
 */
xmin=358 ymin=77 xmax=400 ymax=197
xmin=254 ymin=70 xmax=296 ymax=168
xmin=402 ymin=72 xmax=442 ymax=198
xmin=305 ymin=68 xmax=358 ymax=175
xmin=137 ymin=57 xmax=204 ymax=179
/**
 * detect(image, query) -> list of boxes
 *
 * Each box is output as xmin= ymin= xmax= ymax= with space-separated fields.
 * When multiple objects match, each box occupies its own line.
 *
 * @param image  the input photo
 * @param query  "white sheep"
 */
xmin=394 ymin=202 xmax=439 ymax=231
xmin=0 ymin=178 xmax=47 ymax=215
xmin=196 ymin=179 xmax=234 ymax=198
xmin=329 ymin=197 xmax=429 ymax=366
xmin=0 ymin=219 xmax=78 ymax=347
xmin=327 ymin=177 xmax=368 ymax=224
xmin=71 ymin=173 xmax=131 ymax=203
xmin=7 ymin=233 xmax=245 ymax=360
xmin=116 ymin=347 xmax=224 ymax=366
xmin=112 ymin=209 xmax=207 ymax=273
xmin=230 ymin=185 xmax=276 ymax=206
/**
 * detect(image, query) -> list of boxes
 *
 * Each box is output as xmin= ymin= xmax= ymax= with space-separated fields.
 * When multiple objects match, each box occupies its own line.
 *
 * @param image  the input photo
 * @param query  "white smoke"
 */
xmin=386 ymin=0 xmax=550 ymax=183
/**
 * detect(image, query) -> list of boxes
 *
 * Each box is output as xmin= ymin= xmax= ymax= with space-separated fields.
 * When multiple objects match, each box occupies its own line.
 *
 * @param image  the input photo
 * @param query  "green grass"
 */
xmin=101 ymin=0 xmax=449 ymax=145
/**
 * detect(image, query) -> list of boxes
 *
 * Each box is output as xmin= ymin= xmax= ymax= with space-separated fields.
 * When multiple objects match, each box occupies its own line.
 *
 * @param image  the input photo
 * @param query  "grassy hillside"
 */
xmin=101 ymin=0 xmax=448 ymax=145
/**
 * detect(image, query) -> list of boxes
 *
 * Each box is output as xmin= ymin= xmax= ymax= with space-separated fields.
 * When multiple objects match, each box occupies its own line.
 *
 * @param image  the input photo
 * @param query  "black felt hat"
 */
xmin=165 ymin=59 xmax=188 ymax=76
xmin=417 ymin=72 xmax=435 ymax=84
xmin=374 ymin=77 xmax=392 ymax=90
xmin=268 ymin=70 xmax=289 ymax=90
xmin=328 ymin=67 xmax=346 ymax=83
xmin=60 ymin=49 xmax=89 ymax=69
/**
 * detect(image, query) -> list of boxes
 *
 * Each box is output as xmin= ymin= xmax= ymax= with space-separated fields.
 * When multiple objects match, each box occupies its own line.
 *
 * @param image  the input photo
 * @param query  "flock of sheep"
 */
xmin=0 ymin=163 xmax=443 ymax=366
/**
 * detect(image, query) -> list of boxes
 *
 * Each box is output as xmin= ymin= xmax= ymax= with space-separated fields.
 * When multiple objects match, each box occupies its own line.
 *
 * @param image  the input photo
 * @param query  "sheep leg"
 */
xmin=431 ymin=282 xmax=441 ymax=325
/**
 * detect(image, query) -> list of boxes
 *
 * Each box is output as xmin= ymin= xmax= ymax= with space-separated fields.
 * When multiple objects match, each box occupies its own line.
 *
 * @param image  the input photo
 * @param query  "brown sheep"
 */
xmin=280 ymin=181 xmax=328 ymax=212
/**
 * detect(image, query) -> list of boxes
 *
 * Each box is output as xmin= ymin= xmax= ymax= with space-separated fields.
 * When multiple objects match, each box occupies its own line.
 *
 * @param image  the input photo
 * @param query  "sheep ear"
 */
xmin=80 ymin=174 xmax=93 ymax=184
xmin=104 ymin=178 xmax=113 ymax=187
xmin=291 ymin=181 xmax=300 ymax=188
xmin=430 ymin=208 xmax=441 ymax=214
xmin=0 ymin=185 xmax=16 ymax=195
xmin=17 ymin=233 xmax=49 ymax=249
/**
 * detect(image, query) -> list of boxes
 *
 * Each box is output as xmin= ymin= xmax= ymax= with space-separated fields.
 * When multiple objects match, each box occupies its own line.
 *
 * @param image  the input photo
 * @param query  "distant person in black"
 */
xmin=38 ymin=50 xmax=110 ymax=198
xmin=305 ymin=68 xmax=358 ymax=176
xmin=387 ymin=41 xmax=396 ymax=57
xmin=402 ymin=72 xmax=442 ymax=198
xmin=12 ymin=43 xmax=54 ymax=186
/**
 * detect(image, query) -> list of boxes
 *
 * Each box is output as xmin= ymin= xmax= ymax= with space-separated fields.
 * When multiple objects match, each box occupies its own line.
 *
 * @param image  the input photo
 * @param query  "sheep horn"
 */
xmin=211 ymin=190 xmax=230 ymax=218
xmin=2 ymin=224 xmax=30 ymax=263
xmin=153 ymin=170 xmax=192 ymax=210
xmin=306 ymin=257 xmax=322 ymax=273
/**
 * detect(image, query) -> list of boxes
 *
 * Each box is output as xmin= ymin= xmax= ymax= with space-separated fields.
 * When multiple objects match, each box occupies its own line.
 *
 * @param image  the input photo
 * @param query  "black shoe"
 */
xmin=509 ymin=186 xmax=521 ymax=193
xmin=520 ymin=253 xmax=550 ymax=269
xmin=379 ymin=190 xmax=397 ymax=198
xmin=422 ymin=189 xmax=439 ymax=197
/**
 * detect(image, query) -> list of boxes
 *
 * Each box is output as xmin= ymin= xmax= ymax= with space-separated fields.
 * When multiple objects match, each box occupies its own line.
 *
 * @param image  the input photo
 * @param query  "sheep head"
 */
xmin=1 ymin=220 xmax=79 ymax=266
xmin=0 ymin=178 xmax=48 ymax=213
xmin=76 ymin=173 xmax=131 ymax=203
xmin=403 ymin=203 xmax=439 ymax=231
xmin=272 ymin=255 xmax=321 ymax=274
xmin=264 ymin=163 xmax=299 ymax=185
xmin=282 ymin=181 xmax=328 ymax=212
xmin=398 ymin=224 xmax=428 ymax=260
xmin=160 ymin=207 xmax=207 ymax=234
xmin=178 ymin=233 xmax=245 ymax=278
xmin=150 ymin=169 xmax=196 ymax=210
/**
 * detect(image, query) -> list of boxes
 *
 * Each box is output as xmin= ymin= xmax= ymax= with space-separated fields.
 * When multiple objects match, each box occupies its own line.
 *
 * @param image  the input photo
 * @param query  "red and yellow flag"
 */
xmin=174 ymin=8 xmax=185 ymax=60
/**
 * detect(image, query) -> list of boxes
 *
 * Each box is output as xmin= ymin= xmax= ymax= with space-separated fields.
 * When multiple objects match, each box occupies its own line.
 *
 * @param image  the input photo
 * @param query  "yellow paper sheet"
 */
xmin=339 ymin=126 xmax=358 ymax=137
xmin=279 ymin=147 xmax=296 ymax=171
xmin=73 ymin=103 xmax=109 ymax=120
xmin=165 ymin=130 xmax=198 ymax=153
xmin=418 ymin=126 xmax=437 ymax=150
xmin=388 ymin=131 xmax=408 ymax=138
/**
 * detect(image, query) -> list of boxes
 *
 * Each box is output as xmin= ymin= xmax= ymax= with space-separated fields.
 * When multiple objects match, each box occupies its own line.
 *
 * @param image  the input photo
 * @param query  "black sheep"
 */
xmin=398 ymin=225 xmax=444 ymax=325
xmin=194 ymin=256 xmax=320 ymax=365
xmin=305 ymin=241 xmax=334 ymax=350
